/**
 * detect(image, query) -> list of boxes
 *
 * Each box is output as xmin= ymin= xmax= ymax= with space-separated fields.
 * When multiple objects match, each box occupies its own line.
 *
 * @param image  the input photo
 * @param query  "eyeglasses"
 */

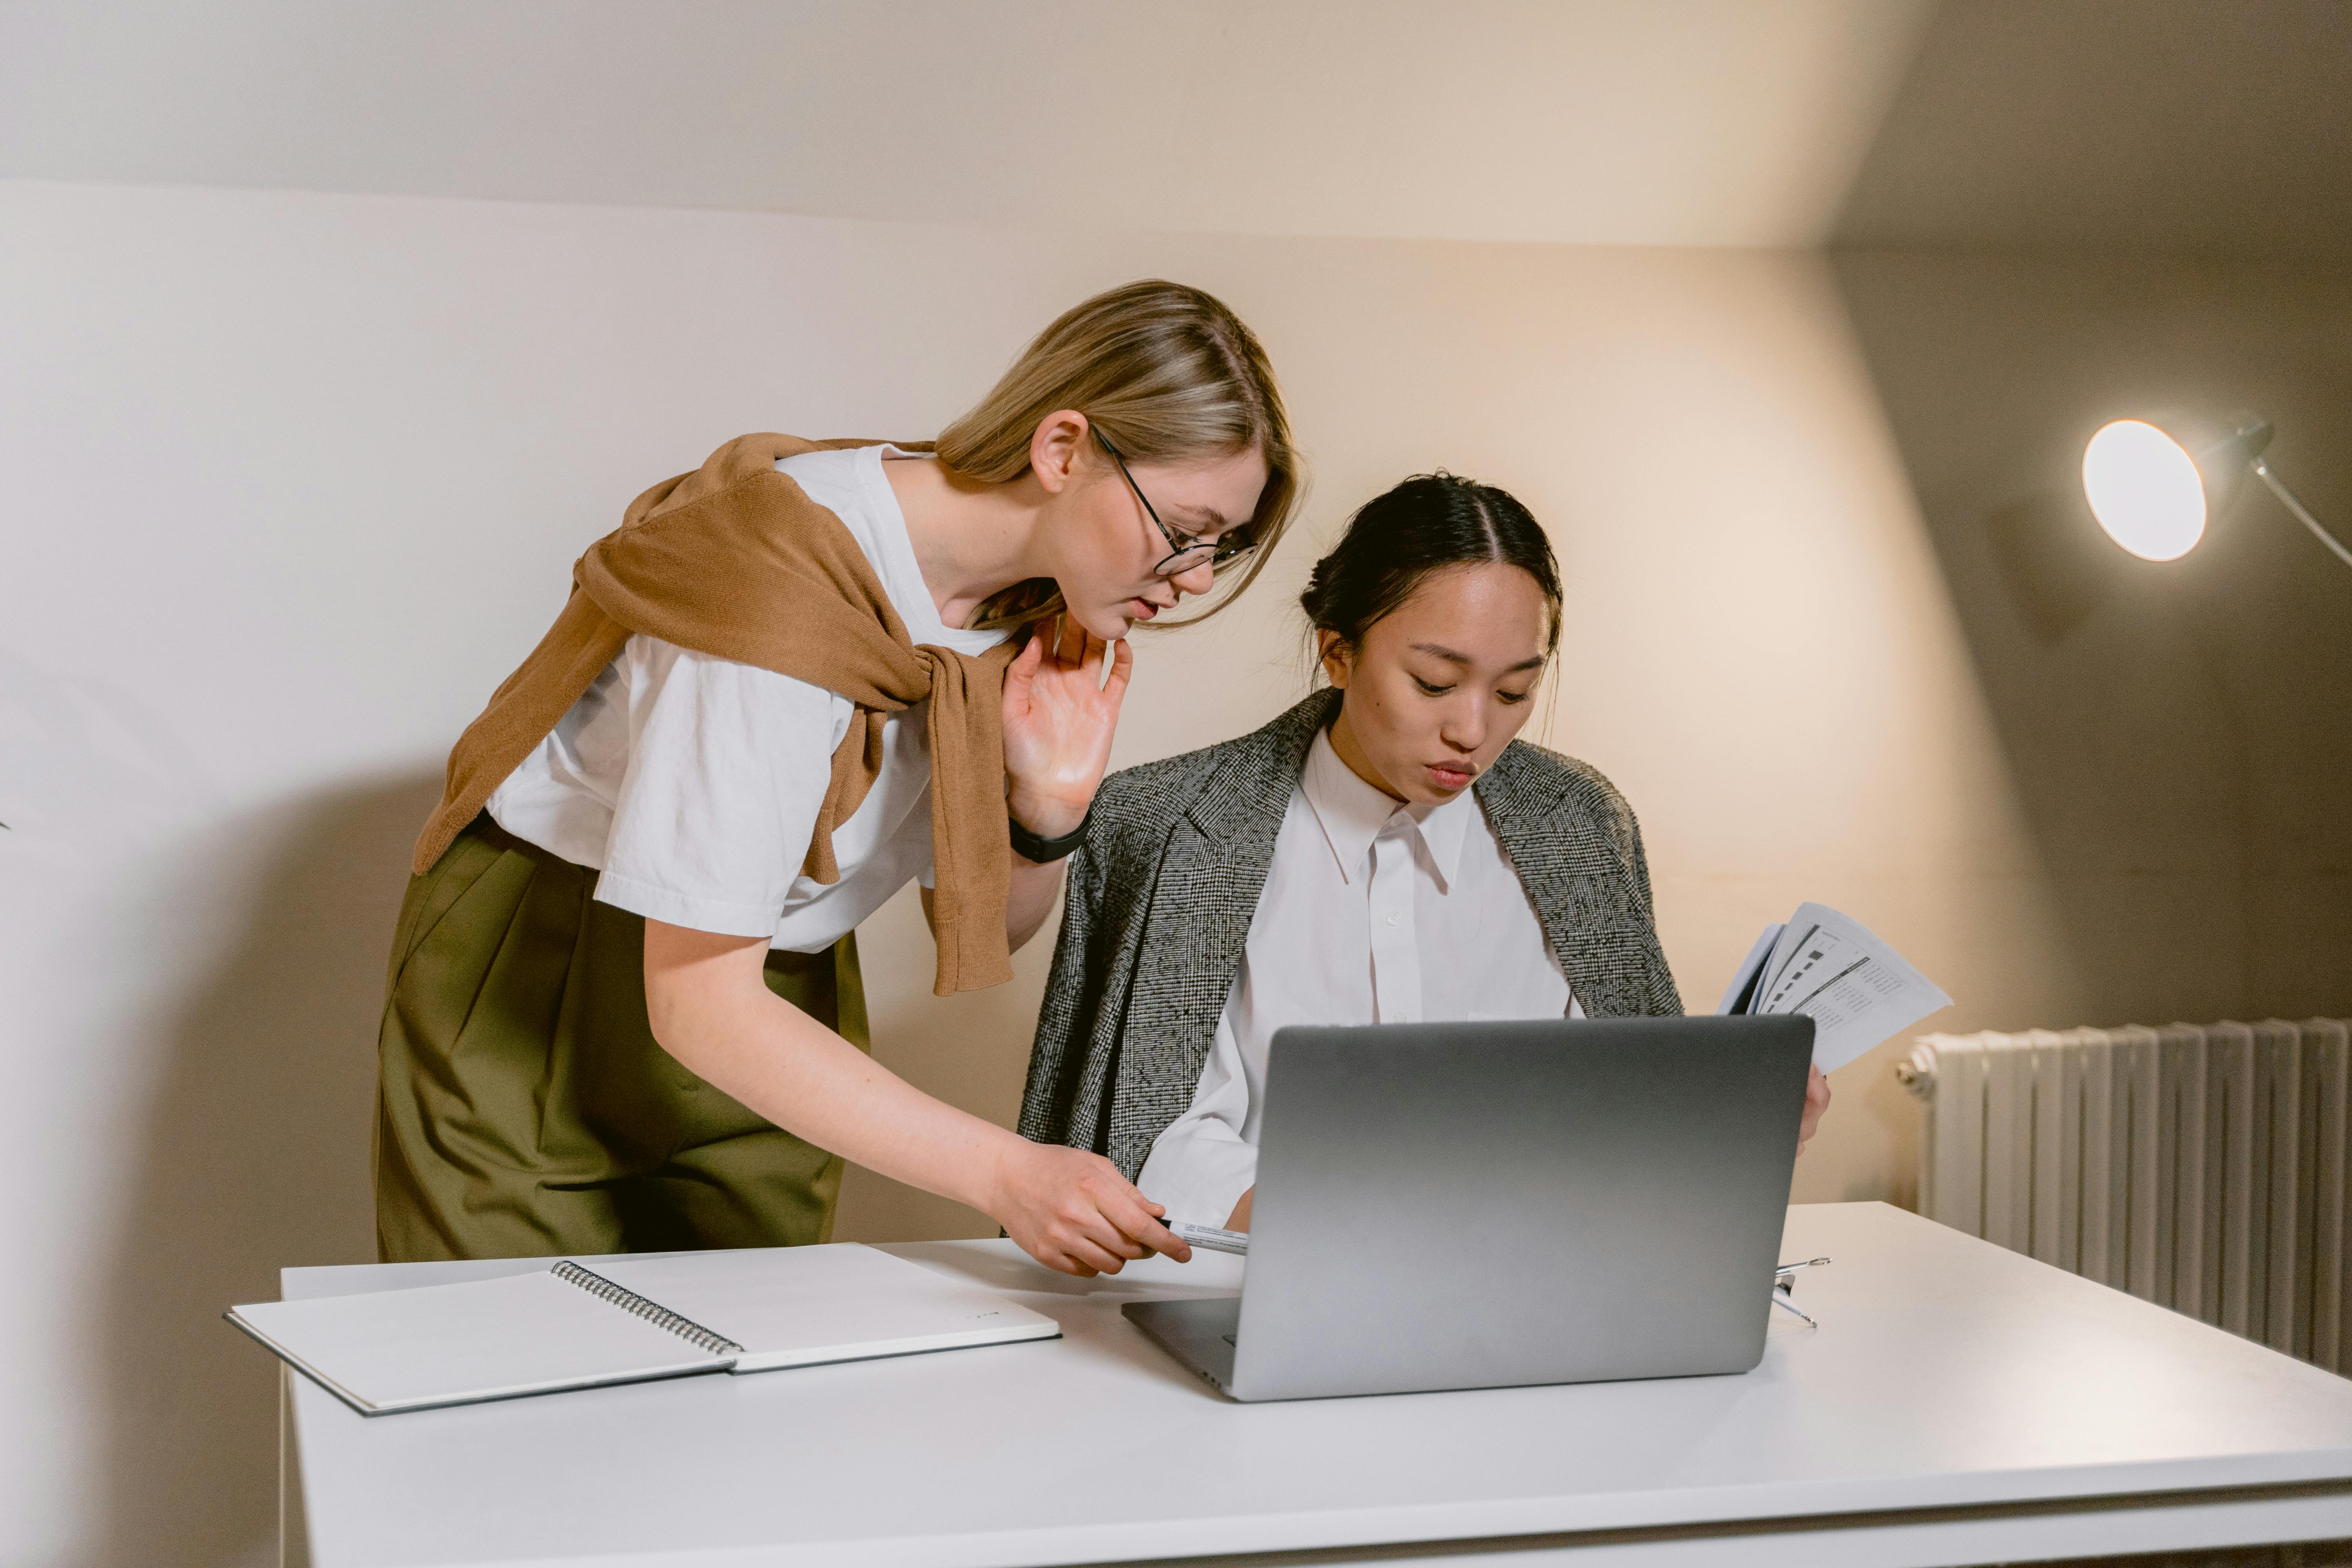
xmin=1094 ymin=427 xmax=1257 ymax=579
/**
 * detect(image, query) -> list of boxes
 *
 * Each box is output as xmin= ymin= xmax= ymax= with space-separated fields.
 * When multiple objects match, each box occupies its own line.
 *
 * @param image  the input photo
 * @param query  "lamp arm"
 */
xmin=2252 ymin=457 xmax=2352 ymax=573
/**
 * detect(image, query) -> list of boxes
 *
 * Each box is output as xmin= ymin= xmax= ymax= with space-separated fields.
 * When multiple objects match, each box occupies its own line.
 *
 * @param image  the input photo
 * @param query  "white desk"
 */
xmin=276 ymin=1203 xmax=2352 ymax=1567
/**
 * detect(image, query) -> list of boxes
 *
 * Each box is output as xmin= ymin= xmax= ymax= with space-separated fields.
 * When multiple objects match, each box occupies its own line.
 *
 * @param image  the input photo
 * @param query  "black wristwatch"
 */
xmin=1007 ymin=804 xmax=1092 ymax=864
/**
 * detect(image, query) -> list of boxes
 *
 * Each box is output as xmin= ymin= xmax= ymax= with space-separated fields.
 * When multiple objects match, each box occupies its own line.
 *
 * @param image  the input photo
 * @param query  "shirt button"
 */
xmin=1385 ymin=912 xmax=1402 ymax=927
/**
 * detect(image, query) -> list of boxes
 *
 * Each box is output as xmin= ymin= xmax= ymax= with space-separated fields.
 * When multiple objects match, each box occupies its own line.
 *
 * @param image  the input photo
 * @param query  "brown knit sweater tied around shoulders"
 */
xmin=414 ymin=434 xmax=1022 ymax=996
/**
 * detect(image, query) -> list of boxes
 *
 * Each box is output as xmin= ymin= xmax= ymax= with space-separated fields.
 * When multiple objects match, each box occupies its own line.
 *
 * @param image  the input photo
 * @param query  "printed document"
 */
xmin=1715 ymin=902 xmax=1951 ymax=1073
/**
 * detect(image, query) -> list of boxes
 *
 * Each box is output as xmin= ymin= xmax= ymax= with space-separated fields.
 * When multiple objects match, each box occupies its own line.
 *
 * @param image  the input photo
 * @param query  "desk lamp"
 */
xmin=2081 ymin=416 xmax=2352 ymax=572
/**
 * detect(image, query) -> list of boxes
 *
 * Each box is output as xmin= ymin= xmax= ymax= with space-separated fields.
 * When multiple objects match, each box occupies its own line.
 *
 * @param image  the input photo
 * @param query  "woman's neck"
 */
xmin=885 ymin=457 xmax=1053 ymax=630
xmin=1327 ymin=706 xmax=1408 ymax=803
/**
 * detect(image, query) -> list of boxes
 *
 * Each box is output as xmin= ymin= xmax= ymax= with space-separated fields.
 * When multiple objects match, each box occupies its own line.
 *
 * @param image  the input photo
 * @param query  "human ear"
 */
xmin=1317 ymin=628 xmax=1354 ymax=690
xmin=1027 ymin=410 xmax=1090 ymax=495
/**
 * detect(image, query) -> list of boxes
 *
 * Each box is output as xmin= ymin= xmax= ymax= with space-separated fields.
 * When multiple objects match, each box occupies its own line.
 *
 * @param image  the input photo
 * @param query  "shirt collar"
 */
xmin=1299 ymin=727 xmax=1477 ymax=892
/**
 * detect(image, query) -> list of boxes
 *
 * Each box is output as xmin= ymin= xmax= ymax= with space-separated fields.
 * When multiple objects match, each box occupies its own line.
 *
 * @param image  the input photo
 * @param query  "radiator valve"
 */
xmin=1893 ymin=1042 xmax=1938 ymax=1102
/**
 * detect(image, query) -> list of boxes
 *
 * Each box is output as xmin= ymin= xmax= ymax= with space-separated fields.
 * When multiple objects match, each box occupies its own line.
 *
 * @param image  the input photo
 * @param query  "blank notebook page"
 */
xmin=592 ymin=1243 xmax=1060 ymax=1372
xmin=233 ymin=1269 xmax=727 ymax=1413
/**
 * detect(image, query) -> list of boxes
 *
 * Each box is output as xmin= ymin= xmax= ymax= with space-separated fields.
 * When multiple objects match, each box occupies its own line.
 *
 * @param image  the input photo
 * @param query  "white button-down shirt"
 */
xmin=1136 ymin=728 xmax=1580 ymax=1225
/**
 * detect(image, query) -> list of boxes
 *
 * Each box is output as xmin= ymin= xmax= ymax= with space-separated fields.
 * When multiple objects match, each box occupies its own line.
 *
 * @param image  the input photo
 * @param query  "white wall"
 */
xmin=3 ymin=178 xmax=2042 ymax=1566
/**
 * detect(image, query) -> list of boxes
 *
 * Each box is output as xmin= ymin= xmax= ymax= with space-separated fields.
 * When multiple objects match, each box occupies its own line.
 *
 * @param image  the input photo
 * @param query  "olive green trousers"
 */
xmin=374 ymin=814 xmax=869 ymax=1262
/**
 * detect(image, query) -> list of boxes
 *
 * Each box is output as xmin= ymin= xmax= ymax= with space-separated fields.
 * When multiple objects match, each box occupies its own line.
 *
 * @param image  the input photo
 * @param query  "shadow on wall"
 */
xmin=1827 ymin=248 xmax=2352 ymax=1029
xmin=1831 ymin=0 xmax=2352 ymax=261
xmin=1818 ymin=0 xmax=2352 ymax=1035
xmin=94 ymin=773 xmax=439 ymax=1568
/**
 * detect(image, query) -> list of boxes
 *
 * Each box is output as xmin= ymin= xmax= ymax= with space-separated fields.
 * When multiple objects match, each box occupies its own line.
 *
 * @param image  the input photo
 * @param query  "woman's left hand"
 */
xmin=1002 ymin=616 xmax=1134 ymax=839
xmin=1797 ymin=1064 xmax=1831 ymax=1154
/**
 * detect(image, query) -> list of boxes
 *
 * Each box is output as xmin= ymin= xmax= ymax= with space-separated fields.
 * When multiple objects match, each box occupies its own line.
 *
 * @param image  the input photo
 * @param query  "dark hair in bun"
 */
xmin=1299 ymin=472 xmax=1562 ymax=655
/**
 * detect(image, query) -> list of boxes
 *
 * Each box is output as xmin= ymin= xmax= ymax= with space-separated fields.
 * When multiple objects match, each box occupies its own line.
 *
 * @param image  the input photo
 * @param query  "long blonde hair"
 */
xmin=936 ymin=279 xmax=1303 ymax=630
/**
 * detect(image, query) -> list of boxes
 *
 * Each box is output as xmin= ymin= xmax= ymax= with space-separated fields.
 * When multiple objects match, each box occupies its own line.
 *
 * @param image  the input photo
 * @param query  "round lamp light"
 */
xmin=2074 ymin=411 xmax=2348 ymax=578
xmin=2081 ymin=419 xmax=2207 ymax=561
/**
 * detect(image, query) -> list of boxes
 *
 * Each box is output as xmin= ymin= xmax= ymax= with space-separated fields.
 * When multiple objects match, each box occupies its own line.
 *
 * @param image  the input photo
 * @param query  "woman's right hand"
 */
xmin=989 ymin=1141 xmax=1190 ymax=1276
xmin=1798 ymin=1064 xmax=1832 ymax=1153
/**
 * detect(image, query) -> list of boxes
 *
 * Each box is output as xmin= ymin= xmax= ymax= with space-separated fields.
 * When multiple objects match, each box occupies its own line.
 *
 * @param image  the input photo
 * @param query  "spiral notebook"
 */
xmin=228 ymin=1243 xmax=1060 ymax=1416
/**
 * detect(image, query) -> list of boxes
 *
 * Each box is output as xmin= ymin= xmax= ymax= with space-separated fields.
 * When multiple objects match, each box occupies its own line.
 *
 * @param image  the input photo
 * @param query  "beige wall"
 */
xmin=13 ymin=177 xmax=2342 ymax=1564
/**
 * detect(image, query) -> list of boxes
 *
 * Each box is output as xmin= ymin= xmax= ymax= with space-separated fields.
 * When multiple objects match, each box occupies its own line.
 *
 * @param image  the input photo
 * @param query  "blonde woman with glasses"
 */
xmin=379 ymin=281 xmax=1300 ymax=1275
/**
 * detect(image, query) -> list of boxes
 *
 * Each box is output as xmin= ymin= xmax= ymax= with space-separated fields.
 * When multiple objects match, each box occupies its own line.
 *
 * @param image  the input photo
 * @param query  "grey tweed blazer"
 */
xmin=1017 ymin=688 xmax=1684 ymax=1178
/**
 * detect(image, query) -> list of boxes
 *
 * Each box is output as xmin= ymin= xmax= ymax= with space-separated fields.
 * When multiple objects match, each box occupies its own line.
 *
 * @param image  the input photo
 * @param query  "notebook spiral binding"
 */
xmin=550 ymin=1260 xmax=745 ymax=1358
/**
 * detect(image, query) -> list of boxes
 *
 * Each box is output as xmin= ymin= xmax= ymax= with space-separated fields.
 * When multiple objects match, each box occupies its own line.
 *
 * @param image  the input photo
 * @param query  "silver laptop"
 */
xmin=1124 ymin=1015 xmax=1815 ymax=1401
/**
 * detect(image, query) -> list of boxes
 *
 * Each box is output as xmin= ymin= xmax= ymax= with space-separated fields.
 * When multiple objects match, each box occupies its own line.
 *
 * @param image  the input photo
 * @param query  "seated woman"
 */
xmin=1018 ymin=472 xmax=1829 ymax=1233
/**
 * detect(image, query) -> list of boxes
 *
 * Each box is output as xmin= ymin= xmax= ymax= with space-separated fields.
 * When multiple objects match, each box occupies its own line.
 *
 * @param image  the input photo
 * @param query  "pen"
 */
xmin=1162 ymin=1219 xmax=1249 ymax=1256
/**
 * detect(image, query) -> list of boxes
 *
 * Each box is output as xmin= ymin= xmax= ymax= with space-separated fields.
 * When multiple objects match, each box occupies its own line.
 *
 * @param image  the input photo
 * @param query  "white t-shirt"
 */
xmin=485 ymin=445 xmax=1006 ymax=951
xmin=1136 ymin=730 xmax=1581 ymax=1226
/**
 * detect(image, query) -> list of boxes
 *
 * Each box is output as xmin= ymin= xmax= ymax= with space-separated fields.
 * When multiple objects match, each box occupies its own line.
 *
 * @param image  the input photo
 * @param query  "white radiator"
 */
xmin=1897 ymin=1020 xmax=2352 ymax=1372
